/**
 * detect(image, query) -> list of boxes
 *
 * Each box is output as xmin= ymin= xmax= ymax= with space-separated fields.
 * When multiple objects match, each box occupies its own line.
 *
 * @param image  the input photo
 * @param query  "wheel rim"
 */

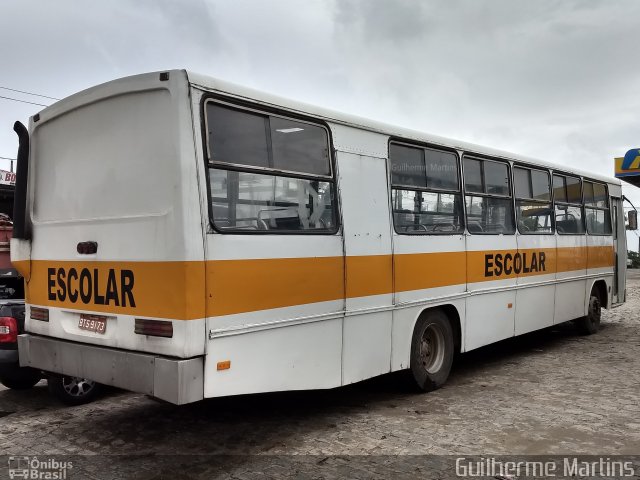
xmin=589 ymin=296 xmax=602 ymax=324
xmin=61 ymin=377 xmax=96 ymax=397
xmin=419 ymin=323 xmax=446 ymax=374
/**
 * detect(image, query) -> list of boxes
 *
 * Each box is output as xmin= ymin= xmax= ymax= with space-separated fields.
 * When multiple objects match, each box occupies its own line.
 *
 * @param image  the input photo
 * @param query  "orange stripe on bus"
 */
xmin=207 ymin=256 xmax=344 ymax=317
xmin=587 ymin=245 xmax=615 ymax=269
xmin=15 ymin=245 xmax=614 ymax=320
xmin=467 ymin=248 xmax=558 ymax=283
xmin=345 ymin=254 xmax=393 ymax=299
xmin=557 ymin=246 xmax=588 ymax=273
xmin=394 ymin=251 xmax=466 ymax=292
xmin=16 ymin=260 xmax=205 ymax=320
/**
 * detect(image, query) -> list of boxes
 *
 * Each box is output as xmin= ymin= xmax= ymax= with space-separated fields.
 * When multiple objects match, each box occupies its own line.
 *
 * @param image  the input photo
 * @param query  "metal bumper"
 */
xmin=18 ymin=334 xmax=204 ymax=405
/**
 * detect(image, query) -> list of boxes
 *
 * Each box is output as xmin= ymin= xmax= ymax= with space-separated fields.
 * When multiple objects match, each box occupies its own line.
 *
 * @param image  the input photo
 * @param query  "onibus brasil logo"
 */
xmin=8 ymin=456 xmax=73 ymax=479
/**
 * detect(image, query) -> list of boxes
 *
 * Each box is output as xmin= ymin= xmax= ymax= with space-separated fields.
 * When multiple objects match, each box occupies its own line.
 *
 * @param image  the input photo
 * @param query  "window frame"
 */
xmin=389 ymin=140 xmax=465 ymax=236
xmin=513 ymin=165 xmax=554 ymax=235
xmin=583 ymin=179 xmax=612 ymax=236
xmin=552 ymin=171 xmax=585 ymax=236
xmin=201 ymin=95 xmax=340 ymax=235
xmin=462 ymin=155 xmax=515 ymax=235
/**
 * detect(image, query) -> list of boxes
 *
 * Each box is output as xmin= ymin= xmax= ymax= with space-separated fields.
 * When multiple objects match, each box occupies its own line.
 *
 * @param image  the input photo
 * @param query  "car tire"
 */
xmin=576 ymin=288 xmax=601 ymax=335
xmin=48 ymin=375 xmax=101 ymax=406
xmin=0 ymin=368 xmax=42 ymax=390
xmin=409 ymin=309 xmax=454 ymax=392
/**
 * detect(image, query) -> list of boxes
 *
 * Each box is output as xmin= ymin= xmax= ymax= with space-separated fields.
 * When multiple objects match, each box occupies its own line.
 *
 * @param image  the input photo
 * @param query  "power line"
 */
xmin=0 ymin=94 xmax=49 ymax=107
xmin=0 ymin=86 xmax=59 ymax=101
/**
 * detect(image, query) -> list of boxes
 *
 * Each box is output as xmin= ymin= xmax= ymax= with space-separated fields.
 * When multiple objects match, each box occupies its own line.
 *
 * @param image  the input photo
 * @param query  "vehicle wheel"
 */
xmin=0 ymin=368 xmax=41 ymax=390
xmin=48 ymin=375 xmax=101 ymax=405
xmin=576 ymin=289 xmax=602 ymax=335
xmin=409 ymin=309 xmax=454 ymax=392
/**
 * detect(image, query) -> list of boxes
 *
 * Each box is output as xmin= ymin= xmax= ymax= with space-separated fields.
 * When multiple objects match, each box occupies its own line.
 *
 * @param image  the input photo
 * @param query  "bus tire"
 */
xmin=409 ymin=309 xmax=454 ymax=392
xmin=576 ymin=288 xmax=602 ymax=335
xmin=48 ymin=375 xmax=101 ymax=406
xmin=0 ymin=369 xmax=41 ymax=390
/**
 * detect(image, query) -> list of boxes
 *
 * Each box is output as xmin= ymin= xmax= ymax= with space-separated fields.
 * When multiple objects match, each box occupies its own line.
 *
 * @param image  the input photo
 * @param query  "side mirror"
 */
xmin=627 ymin=210 xmax=638 ymax=230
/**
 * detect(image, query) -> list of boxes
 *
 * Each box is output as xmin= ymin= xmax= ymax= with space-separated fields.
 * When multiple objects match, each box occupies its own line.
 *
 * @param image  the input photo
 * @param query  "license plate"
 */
xmin=78 ymin=314 xmax=107 ymax=334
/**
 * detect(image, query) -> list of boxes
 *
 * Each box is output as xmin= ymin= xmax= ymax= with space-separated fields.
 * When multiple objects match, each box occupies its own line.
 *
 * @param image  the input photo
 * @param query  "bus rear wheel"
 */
xmin=576 ymin=288 xmax=602 ymax=335
xmin=48 ymin=375 xmax=101 ymax=406
xmin=409 ymin=309 xmax=454 ymax=392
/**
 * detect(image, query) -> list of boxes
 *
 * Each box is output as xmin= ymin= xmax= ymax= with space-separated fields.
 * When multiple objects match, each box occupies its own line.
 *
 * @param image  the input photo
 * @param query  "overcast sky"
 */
xmin=1 ymin=0 xmax=639 ymax=248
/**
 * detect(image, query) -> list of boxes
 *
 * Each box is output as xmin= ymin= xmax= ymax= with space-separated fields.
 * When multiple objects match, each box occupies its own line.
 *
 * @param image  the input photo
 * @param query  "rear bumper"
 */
xmin=18 ymin=334 xmax=204 ymax=405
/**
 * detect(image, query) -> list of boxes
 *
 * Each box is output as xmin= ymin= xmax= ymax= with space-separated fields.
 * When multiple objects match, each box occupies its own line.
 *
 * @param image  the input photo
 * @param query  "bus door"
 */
xmin=611 ymin=196 xmax=627 ymax=304
xmin=200 ymin=100 xmax=345 ymax=397
xmin=338 ymin=138 xmax=393 ymax=385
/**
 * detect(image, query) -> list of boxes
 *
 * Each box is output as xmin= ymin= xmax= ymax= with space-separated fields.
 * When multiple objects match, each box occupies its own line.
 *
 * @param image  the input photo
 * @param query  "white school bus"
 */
xmin=13 ymin=70 xmax=627 ymax=404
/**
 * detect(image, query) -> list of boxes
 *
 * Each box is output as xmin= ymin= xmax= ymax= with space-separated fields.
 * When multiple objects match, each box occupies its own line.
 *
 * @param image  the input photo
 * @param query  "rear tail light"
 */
xmin=0 ymin=317 xmax=18 ymax=343
xmin=134 ymin=319 xmax=173 ymax=338
xmin=30 ymin=307 xmax=49 ymax=322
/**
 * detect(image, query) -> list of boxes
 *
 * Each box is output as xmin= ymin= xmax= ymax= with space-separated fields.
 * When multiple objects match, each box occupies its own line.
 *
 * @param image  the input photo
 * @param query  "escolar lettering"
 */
xmin=484 ymin=251 xmax=546 ymax=277
xmin=47 ymin=268 xmax=136 ymax=307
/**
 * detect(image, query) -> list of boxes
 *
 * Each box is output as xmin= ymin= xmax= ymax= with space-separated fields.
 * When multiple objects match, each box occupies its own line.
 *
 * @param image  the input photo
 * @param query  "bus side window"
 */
xmin=389 ymin=143 xmax=463 ymax=235
xmin=514 ymin=167 xmax=553 ymax=234
xmin=553 ymin=174 xmax=585 ymax=235
xmin=584 ymin=181 xmax=612 ymax=235
xmin=205 ymin=102 xmax=337 ymax=233
xmin=462 ymin=157 xmax=515 ymax=235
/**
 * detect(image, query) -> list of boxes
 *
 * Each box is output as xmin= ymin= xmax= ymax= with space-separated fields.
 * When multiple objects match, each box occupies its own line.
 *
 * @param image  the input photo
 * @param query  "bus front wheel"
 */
xmin=409 ymin=309 xmax=454 ymax=392
xmin=576 ymin=288 xmax=602 ymax=335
